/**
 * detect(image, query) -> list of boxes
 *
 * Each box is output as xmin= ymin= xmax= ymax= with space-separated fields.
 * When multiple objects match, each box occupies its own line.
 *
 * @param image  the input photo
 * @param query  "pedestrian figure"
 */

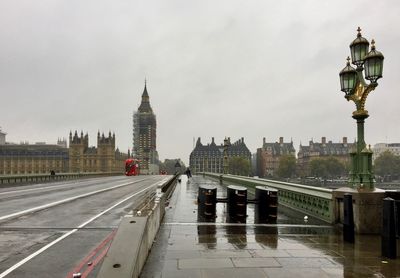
xmin=185 ymin=168 xmax=192 ymax=179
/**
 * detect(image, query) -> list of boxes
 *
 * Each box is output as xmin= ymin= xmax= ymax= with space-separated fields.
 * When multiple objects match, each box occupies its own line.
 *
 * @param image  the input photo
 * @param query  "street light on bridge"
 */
xmin=339 ymin=27 xmax=384 ymax=190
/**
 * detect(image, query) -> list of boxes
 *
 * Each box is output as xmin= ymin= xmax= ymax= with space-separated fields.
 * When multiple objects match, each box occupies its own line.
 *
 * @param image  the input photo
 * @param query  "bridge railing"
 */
xmin=201 ymin=172 xmax=334 ymax=223
xmin=0 ymin=172 xmax=123 ymax=185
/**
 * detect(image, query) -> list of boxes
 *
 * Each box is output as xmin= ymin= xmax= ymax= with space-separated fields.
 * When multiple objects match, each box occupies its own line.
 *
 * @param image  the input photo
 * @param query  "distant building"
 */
xmin=159 ymin=158 xmax=186 ymax=175
xmin=189 ymin=137 xmax=251 ymax=174
xmin=256 ymin=137 xmax=296 ymax=178
xmin=373 ymin=143 xmax=400 ymax=162
xmin=0 ymin=130 xmax=127 ymax=175
xmin=297 ymin=137 xmax=353 ymax=176
xmin=251 ymin=153 xmax=257 ymax=176
xmin=0 ymin=140 xmax=69 ymax=175
xmin=69 ymin=131 xmax=127 ymax=173
xmin=132 ymin=82 xmax=159 ymax=174
xmin=0 ymin=128 xmax=6 ymax=145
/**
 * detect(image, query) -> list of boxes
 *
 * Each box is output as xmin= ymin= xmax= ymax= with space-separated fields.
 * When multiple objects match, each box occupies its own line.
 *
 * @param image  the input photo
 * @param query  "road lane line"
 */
xmin=0 ymin=178 xmax=148 ymax=222
xmin=0 ymin=179 xmax=162 ymax=278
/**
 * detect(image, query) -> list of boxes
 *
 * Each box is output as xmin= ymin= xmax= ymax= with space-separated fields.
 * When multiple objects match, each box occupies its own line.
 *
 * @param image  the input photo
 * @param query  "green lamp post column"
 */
xmin=339 ymin=27 xmax=384 ymax=190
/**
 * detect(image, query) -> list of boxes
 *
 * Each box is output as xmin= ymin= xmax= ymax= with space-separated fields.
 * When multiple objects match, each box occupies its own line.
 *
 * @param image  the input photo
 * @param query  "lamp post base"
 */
xmin=348 ymin=112 xmax=375 ymax=190
xmin=333 ymin=187 xmax=385 ymax=234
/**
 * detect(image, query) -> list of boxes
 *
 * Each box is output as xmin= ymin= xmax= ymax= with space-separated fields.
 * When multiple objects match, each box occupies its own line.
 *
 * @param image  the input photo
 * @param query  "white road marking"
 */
xmin=0 ymin=179 xmax=163 ymax=278
xmin=0 ymin=178 xmax=148 ymax=222
xmin=0 ymin=179 xmax=99 ymax=196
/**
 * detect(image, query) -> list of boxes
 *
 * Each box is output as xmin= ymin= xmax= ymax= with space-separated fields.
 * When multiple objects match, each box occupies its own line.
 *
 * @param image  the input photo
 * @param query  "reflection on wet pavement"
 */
xmin=140 ymin=175 xmax=400 ymax=278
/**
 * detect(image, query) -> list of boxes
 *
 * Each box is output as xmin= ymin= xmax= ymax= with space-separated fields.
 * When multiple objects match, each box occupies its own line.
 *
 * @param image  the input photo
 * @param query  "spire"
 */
xmin=142 ymin=78 xmax=149 ymax=98
xmin=138 ymin=80 xmax=153 ymax=113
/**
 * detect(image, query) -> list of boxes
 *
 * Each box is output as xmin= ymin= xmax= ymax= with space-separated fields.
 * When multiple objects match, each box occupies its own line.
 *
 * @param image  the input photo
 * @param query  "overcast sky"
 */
xmin=1 ymin=0 xmax=399 ymax=164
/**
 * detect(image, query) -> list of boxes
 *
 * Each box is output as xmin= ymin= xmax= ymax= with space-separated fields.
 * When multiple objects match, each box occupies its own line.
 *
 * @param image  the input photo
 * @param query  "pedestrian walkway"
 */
xmin=140 ymin=175 xmax=400 ymax=278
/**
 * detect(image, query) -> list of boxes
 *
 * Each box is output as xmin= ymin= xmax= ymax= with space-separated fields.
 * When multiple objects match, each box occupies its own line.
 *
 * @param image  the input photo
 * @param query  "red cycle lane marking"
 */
xmin=81 ymin=242 xmax=112 ymax=278
xmin=65 ymin=230 xmax=116 ymax=278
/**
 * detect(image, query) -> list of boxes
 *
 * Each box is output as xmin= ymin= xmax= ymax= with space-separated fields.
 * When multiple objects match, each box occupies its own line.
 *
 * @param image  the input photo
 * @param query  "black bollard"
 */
xmin=396 ymin=200 xmax=400 ymax=239
xmin=197 ymin=185 xmax=217 ymax=221
xmin=343 ymin=193 xmax=355 ymax=243
xmin=255 ymin=186 xmax=278 ymax=223
xmin=382 ymin=197 xmax=397 ymax=259
xmin=226 ymin=185 xmax=247 ymax=223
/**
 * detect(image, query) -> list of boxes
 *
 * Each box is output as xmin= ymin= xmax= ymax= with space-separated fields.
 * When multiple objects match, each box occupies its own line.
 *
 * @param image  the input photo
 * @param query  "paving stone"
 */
xmin=275 ymin=257 xmax=338 ymax=268
xmin=178 ymin=258 xmax=234 ymax=269
xmin=165 ymin=250 xmax=202 ymax=259
xmin=202 ymin=268 xmax=267 ymax=278
xmin=232 ymin=257 xmax=281 ymax=268
xmin=321 ymin=267 xmax=345 ymax=277
xmin=200 ymin=250 xmax=252 ymax=258
xmin=263 ymin=267 xmax=331 ymax=278
xmin=234 ymin=242 xmax=265 ymax=250
xmin=253 ymin=249 xmax=291 ymax=258
xmin=286 ymin=249 xmax=331 ymax=257
xmin=159 ymin=269 xmax=202 ymax=278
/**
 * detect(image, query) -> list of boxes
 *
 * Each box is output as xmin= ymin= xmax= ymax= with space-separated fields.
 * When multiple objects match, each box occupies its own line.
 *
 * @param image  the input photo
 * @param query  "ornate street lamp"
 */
xmin=339 ymin=27 xmax=384 ymax=190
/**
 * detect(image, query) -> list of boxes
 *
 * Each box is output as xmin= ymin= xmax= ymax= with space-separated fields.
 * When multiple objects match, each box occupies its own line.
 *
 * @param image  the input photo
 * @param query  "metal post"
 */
xmin=226 ymin=185 xmax=247 ymax=223
xmin=382 ymin=197 xmax=396 ymax=259
xmin=343 ymin=193 xmax=355 ymax=243
xmin=197 ymin=185 xmax=217 ymax=222
xmin=255 ymin=186 xmax=278 ymax=224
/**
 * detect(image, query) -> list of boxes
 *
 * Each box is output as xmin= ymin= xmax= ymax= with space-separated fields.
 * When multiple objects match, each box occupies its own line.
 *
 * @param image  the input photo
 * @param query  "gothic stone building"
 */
xmin=297 ymin=137 xmax=353 ymax=176
xmin=189 ymin=137 xmax=251 ymax=174
xmin=256 ymin=137 xmax=296 ymax=178
xmin=0 ymin=130 xmax=127 ymax=175
xmin=0 ymin=140 xmax=68 ymax=175
xmin=69 ymin=131 xmax=127 ymax=173
xmin=132 ymin=83 xmax=159 ymax=174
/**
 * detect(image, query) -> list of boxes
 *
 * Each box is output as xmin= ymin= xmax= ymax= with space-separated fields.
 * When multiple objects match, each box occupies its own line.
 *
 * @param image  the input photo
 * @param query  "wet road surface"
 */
xmin=141 ymin=175 xmax=400 ymax=278
xmin=0 ymin=175 xmax=170 ymax=278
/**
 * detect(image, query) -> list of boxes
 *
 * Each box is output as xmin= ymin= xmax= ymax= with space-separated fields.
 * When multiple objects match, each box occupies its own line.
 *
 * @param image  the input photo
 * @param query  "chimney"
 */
xmin=322 ymin=137 xmax=326 ymax=144
xmin=343 ymin=137 xmax=348 ymax=144
xmin=263 ymin=137 xmax=266 ymax=145
xmin=211 ymin=137 xmax=215 ymax=144
xmin=241 ymin=137 xmax=244 ymax=143
xmin=279 ymin=137 xmax=283 ymax=144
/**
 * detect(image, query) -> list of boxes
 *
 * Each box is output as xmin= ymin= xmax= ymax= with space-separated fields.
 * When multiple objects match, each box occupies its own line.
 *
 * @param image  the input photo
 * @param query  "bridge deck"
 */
xmin=140 ymin=175 xmax=400 ymax=278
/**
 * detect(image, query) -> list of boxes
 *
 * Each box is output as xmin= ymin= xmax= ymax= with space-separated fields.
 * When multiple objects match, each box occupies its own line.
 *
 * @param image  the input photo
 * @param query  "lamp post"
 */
xmin=339 ymin=27 xmax=384 ymax=190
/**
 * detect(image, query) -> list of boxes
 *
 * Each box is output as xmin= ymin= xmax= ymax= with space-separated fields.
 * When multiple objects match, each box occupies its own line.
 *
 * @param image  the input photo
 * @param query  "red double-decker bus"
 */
xmin=125 ymin=158 xmax=140 ymax=176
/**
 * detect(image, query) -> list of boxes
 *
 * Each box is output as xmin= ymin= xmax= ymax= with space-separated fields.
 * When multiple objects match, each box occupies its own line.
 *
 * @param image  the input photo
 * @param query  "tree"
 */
xmin=309 ymin=158 xmax=327 ymax=178
xmin=309 ymin=157 xmax=346 ymax=179
xmin=325 ymin=157 xmax=346 ymax=178
xmin=374 ymin=151 xmax=400 ymax=180
xmin=228 ymin=156 xmax=251 ymax=176
xmin=276 ymin=155 xmax=296 ymax=178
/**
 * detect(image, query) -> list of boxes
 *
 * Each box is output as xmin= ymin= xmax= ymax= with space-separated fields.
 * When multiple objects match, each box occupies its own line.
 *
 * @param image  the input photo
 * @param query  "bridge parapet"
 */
xmin=202 ymin=172 xmax=334 ymax=223
xmin=0 ymin=172 xmax=122 ymax=185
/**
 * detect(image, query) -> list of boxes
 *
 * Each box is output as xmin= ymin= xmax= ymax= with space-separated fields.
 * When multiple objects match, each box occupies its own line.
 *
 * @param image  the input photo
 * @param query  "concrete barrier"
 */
xmin=97 ymin=175 xmax=176 ymax=278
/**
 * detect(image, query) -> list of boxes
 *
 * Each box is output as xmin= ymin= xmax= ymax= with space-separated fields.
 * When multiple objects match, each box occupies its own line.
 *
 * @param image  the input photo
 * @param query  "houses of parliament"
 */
xmin=0 ymin=83 xmax=159 ymax=175
xmin=0 ymin=129 xmax=127 ymax=175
